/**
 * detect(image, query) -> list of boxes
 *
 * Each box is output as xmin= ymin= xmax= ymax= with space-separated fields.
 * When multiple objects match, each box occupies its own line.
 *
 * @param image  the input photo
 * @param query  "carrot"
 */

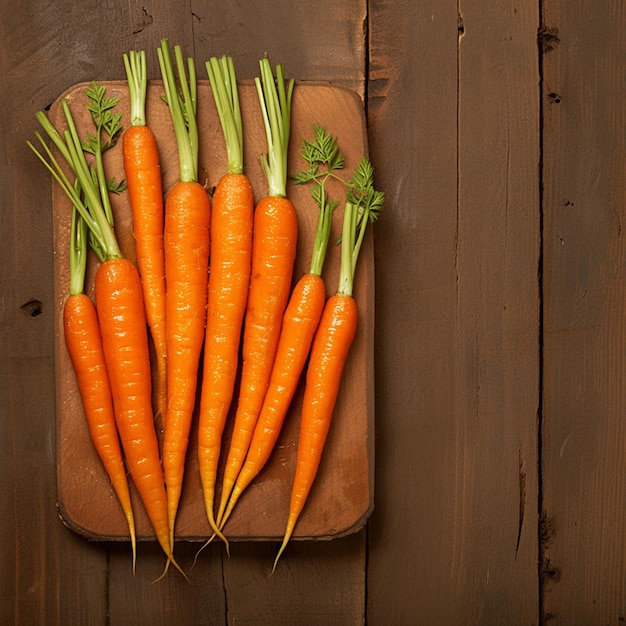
xmin=30 ymin=85 xmax=187 ymax=579
xmin=62 ymin=206 xmax=137 ymax=571
xmin=211 ymin=59 xmax=298 ymax=536
xmin=122 ymin=49 xmax=167 ymax=428
xmin=95 ymin=256 xmax=172 ymax=555
xmin=272 ymin=157 xmax=384 ymax=571
xmin=157 ymin=39 xmax=211 ymax=552
xmin=216 ymin=127 xmax=345 ymax=532
xmin=195 ymin=56 xmax=253 ymax=543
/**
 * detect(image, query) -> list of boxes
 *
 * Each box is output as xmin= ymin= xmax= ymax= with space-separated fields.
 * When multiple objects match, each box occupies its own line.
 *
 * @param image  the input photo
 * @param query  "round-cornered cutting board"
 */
xmin=51 ymin=79 xmax=374 ymax=542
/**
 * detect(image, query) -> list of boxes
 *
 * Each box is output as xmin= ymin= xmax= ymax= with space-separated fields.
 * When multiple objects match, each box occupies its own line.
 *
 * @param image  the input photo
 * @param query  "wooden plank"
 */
xmin=1 ymin=359 xmax=110 ymax=625
xmin=189 ymin=0 xmax=367 ymax=93
xmin=223 ymin=532 xmax=365 ymax=625
xmin=541 ymin=0 xmax=626 ymax=621
xmin=453 ymin=3 xmax=540 ymax=618
xmin=366 ymin=0 xmax=540 ymax=622
xmin=107 ymin=541 xmax=226 ymax=625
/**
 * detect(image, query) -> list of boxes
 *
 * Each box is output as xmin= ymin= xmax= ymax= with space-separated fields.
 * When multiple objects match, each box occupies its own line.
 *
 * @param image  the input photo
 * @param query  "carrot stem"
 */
xmin=206 ymin=55 xmax=243 ymax=175
xmin=124 ymin=50 xmax=147 ymax=127
xmin=338 ymin=159 xmax=385 ymax=297
xmin=255 ymin=59 xmax=294 ymax=198
xmin=157 ymin=38 xmax=198 ymax=183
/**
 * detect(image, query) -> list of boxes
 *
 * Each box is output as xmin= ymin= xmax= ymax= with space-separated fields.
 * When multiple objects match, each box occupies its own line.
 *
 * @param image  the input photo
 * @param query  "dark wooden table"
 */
xmin=2 ymin=1 xmax=624 ymax=623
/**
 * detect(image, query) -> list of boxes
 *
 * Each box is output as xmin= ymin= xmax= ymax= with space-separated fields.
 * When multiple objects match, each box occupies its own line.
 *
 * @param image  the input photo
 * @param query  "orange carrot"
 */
xmin=195 ymin=56 xmax=253 ymax=543
xmin=212 ymin=59 xmax=297 ymax=536
xmin=94 ymin=257 xmax=171 ymax=555
xmin=157 ymin=39 xmax=211 ymax=552
xmin=31 ymin=87 xmax=186 ymax=579
xmin=122 ymin=49 xmax=167 ymax=427
xmin=63 ymin=208 xmax=137 ymax=571
xmin=216 ymin=127 xmax=345 ymax=532
xmin=273 ymin=159 xmax=384 ymax=570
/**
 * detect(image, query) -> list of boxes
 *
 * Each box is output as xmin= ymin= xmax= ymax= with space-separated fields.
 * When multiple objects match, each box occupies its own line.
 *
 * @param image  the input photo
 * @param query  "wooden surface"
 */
xmin=52 ymin=80 xmax=374 ymax=543
xmin=541 ymin=2 xmax=626 ymax=622
xmin=2 ymin=0 xmax=624 ymax=623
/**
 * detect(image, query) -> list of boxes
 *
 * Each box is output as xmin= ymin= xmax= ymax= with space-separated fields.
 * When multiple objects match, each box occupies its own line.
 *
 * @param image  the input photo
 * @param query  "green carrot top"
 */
xmin=157 ymin=38 xmax=199 ymax=183
xmin=337 ymin=158 xmax=384 ymax=298
xmin=28 ymin=83 xmax=126 ymax=262
xmin=293 ymin=126 xmax=346 ymax=277
xmin=206 ymin=55 xmax=244 ymax=175
xmin=123 ymin=49 xmax=148 ymax=128
xmin=255 ymin=58 xmax=295 ymax=198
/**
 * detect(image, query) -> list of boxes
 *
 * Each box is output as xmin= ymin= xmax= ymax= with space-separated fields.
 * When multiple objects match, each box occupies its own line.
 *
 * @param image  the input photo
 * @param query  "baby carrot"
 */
xmin=273 ymin=158 xmax=384 ymax=571
xmin=212 ymin=59 xmax=298 ymax=535
xmin=122 ymin=49 xmax=168 ymax=427
xmin=216 ymin=127 xmax=344 ymax=532
xmin=31 ymin=86 xmax=186 ymax=579
xmin=63 ymin=207 xmax=137 ymax=571
xmin=157 ymin=39 xmax=211 ymax=552
xmin=195 ymin=56 xmax=253 ymax=543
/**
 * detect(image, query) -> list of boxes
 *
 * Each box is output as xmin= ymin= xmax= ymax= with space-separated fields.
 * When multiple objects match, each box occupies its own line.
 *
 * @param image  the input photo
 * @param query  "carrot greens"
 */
xmin=206 ymin=55 xmax=243 ymax=175
xmin=28 ymin=85 xmax=125 ymax=260
xmin=255 ymin=58 xmax=294 ymax=197
xmin=157 ymin=38 xmax=198 ymax=183
xmin=338 ymin=158 xmax=384 ymax=297
xmin=123 ymin=50 xmax=148 ymax=127
xmin=293 ymin=126 xmax=345 ymax=276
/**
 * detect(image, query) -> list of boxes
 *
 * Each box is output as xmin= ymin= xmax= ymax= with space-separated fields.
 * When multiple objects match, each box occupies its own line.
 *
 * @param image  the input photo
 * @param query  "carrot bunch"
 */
xmin=195 ymin=55 xmax=254 ymax=544
xmin=64 ymin=205 xmax=138 ymax=571
xmin=29 ymin=83 xmax=187 ymax=579
xmin=29 ymin=100 xmax=138 ymax=572
xmin=200 ymin=59 xmax=298 ymax=544
xmin=272 ymin=156 xmax=384 ymax=570
xmin=33 ymin=45 xmax=382 ymax=579
xmin=216 ymin=126 xmax=344 ymax=534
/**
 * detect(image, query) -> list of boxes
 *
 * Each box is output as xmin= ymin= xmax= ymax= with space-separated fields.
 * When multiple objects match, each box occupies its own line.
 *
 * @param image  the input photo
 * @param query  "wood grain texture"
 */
xmin=541 ymin=0 xmax=626 ymax=622
xmin=223 ymin=532 xmax=366 ymax=625
xmin=367 ymin=1 xmax=540 ymax=623
xmin=107 ymin=542 xmax=226 ymax=625
xmin=9 ymin=0 xmax=626 ymax=623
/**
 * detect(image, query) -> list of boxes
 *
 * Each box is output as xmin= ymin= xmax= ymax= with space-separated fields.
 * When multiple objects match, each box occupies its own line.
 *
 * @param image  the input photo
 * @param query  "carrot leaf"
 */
xmin=293 ymin=125 xmax=346 ymax=185
xmin=255 ymin=58 xmax=294 ymax=197
xmin=82 ymin=82 xmax=124 ymax=154
xmin=81 ymin=84 xmax=126 ymax=227
xmin=293 ymin=126 xmax=347 ymax=276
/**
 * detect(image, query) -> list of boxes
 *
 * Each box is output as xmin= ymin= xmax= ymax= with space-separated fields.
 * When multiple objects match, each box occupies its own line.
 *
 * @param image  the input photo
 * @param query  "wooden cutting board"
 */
xmin=51 ymin=79 xmax=374 ymax=542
